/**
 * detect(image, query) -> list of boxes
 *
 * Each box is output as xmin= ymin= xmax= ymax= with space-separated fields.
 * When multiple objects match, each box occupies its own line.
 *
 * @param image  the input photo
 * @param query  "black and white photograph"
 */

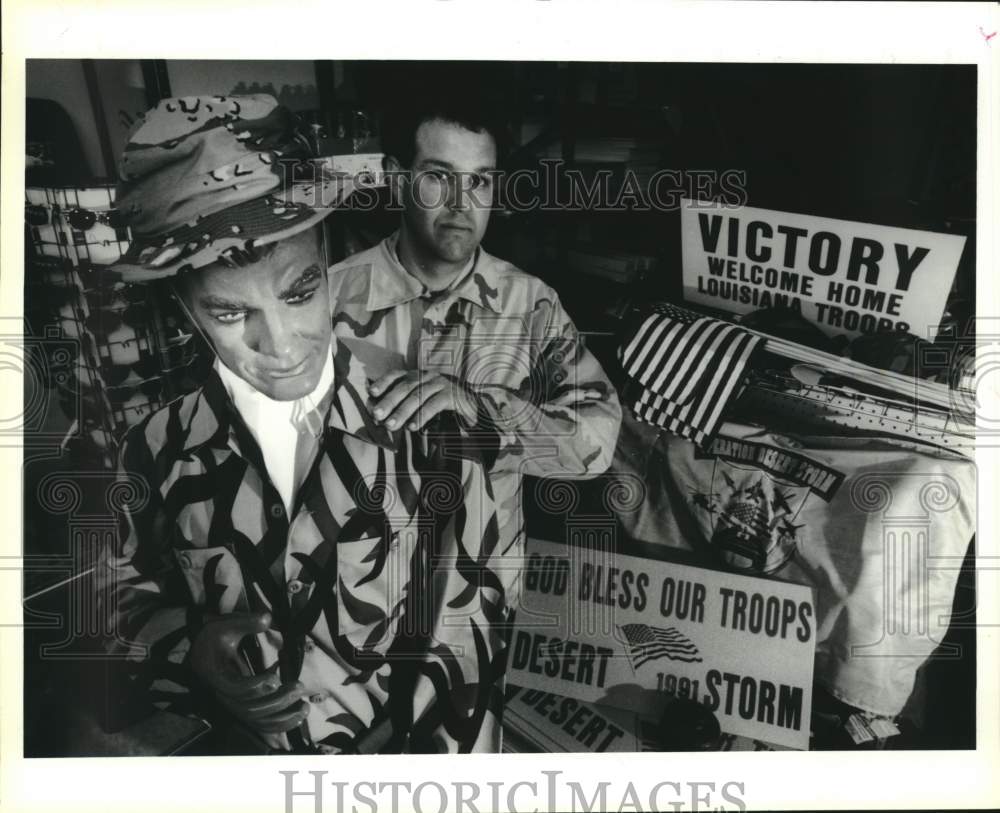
xmin=3 ymin=2 xmax=998 ymax=812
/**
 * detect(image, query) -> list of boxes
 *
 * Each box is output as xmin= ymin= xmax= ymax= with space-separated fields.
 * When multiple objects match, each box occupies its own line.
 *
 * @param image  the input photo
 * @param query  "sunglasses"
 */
xmin=64 ymin=206 xmax=127 ymax=232
xmin=106 ymin=375 xmax=163 ymax=404
xmin=59 ymin=389 xmax=111 ymax=425
xmin=42 ymin=275 xmax=82 ymax=307
xmin=102 ymin=380 xmax=164 ymax=427
xmin=61 ymin=379 xmax=163 ymax=427
xmin=95 ymin=327 xmax=154 ymax=367
xmin=163 ymin=355 xmax=213 ymax=395
xmin=26 ymin=203 xmax=127 ymax=232
xmin=115 ymin=390 xmax=164 ymax=428
xmin=25 ymin=204 xmax=52 ymax=227
xmin=30 ymin=256 xmax=82 ymax=288
xmin=99 ymin=355 xmax=167 ymax=387
xmin=90 ymin=282 xmax=152 ymax=307
xmin=98 ymin=342 xmax=199 ymax=386
xmin=84 ymin=302 xmax=152 ymax=336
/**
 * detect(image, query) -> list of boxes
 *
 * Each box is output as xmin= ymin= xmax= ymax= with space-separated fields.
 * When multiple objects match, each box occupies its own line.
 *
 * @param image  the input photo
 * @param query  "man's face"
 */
xmin=181 ymin=229 xmax=332 ymax=401
xmin=396 ymin=118 xmax=497 ymax=266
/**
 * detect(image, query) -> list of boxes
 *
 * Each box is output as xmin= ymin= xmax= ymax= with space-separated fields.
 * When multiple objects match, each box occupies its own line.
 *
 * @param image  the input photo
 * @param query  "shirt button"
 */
xmin=309 ymin=692 xmax=327 ymax=704
xmin=287 ymin=579 xmax=305 ymax=595
xmin=318 ymin=744 xmax=337 ymax=754
xmin=303 ymin=638 xmax=315 ymax=652
xmin=270 ymin=503 xmax=285 ymax=518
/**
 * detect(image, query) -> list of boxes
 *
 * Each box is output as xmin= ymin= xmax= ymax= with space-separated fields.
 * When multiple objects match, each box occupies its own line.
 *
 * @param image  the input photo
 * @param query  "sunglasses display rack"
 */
xmin=26 ymin=186 xmax=132 ymax=268
xmin=26 ymin=185 xmax=209 ymax=470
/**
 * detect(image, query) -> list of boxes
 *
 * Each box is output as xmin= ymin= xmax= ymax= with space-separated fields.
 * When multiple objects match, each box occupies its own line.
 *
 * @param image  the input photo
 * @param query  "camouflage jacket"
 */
xmin=328 ymin=233 xmax=622 ymax=604
xmin=101 ymin=339 xmax=508 ymax=754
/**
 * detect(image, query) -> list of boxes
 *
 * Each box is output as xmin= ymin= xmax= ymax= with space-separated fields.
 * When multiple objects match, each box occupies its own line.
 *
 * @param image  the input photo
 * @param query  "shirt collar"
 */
xmin=214 ymin=346 xmax=336 ymax=441
xmin=366 ymin=230 xmax=503 ymax=314
xmin=185 ymin=339 xmax=399 ymax=456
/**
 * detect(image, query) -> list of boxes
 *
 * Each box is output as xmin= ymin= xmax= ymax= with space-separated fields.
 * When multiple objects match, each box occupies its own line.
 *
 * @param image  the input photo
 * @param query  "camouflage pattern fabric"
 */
xmin=328 ymin=233 xmax=623 ymax=605
xmin=100 ymin=339 xmax=508 ymax=754
xmin=111 ymin=94 xmax=354 ymax=282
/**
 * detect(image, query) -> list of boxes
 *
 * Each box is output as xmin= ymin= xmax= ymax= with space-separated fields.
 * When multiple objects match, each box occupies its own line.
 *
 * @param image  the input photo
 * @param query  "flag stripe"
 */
xmin=655 ymin=319 xmax=726 ymax=401
xmin=630 ymin=317 xmax=686 ymax=383
xmin=643 ymin=318 xmax=699 ymax=393
xmin=622 ymin=313 xmax=672 ymax=372
xmin=696 ymin=332 xmax=759 ymax=433
xmin=622 ymin=305 xmax=697 ymax=378
xmin=621 ymin=305 xmax=761 ymax=449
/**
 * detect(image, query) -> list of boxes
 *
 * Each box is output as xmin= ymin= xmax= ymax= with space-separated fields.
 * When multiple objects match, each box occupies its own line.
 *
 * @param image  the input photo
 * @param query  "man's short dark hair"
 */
xmin=381 ymin=92 xmax=509 ymax=170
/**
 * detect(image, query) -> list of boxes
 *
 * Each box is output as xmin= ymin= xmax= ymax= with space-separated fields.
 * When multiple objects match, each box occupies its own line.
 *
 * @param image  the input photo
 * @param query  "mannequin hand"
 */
xmin=189 ymin=612 xmax=309 ymax=735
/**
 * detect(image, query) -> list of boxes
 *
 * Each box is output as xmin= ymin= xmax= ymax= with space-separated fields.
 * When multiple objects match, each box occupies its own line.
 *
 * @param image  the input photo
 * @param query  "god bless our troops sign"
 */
xmin=508 ymin=538 xmax=816 ymax=749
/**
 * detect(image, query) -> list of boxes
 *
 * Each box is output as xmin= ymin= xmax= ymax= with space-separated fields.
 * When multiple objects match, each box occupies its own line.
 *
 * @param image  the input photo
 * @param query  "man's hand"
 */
xmin=189 ymin=612 xmax=310 ymax=735
xmin=368 ymin=369 xmax=478 ymax=431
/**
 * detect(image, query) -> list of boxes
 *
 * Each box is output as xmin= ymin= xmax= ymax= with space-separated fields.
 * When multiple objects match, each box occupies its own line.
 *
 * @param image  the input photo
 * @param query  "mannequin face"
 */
xmin=180 ymin=229 xmax=331 ymax=401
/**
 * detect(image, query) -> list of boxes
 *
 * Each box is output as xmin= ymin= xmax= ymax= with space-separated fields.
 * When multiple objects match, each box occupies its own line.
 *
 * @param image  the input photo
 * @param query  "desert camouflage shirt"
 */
xmin=102 ymin=339 xmax=508 ymax=754
xmin=328 ymin=233 xmax=622 ymax=604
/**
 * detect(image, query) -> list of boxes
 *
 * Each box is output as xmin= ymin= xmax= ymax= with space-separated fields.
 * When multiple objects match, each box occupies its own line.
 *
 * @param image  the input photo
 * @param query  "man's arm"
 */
xmin=369 ymin=293 xmax=622 ymax=479
xmin=100 ymin=429 xmax=207 ymax=714
xmin=466 ymin=293 xmax=622 ymax=478
xmin=101 ymin=430 xmax=307 ymax=735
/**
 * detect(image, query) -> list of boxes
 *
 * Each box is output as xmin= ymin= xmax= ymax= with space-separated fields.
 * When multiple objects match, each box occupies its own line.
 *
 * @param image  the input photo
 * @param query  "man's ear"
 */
xmin=384 ymin=155 xmax=408 ymax=208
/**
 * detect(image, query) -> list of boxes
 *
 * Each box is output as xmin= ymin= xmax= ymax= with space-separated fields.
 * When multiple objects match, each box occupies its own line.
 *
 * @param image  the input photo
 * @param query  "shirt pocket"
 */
xmin=464 ymin=317 xmax=535 ymax=388
xmin=174 ymin=546 xmax=250 ymax=615
xmin=335 ymin=532 xmax=415 ymax=644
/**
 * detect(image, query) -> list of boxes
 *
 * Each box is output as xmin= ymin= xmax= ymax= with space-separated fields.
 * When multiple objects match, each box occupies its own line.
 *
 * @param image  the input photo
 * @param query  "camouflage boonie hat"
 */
xmin=111 ymin=94 xmax=353 ymax=281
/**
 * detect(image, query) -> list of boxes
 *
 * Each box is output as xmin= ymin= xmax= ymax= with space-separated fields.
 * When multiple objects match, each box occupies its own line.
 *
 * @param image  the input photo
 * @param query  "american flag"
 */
xmin=619 ymin=622 xmax=703 ymax=670
xmin=619 ymin=304 xmax=761 ymax=448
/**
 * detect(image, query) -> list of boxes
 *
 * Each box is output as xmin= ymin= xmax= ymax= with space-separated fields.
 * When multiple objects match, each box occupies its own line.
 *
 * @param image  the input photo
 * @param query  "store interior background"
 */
xmin=22 ymin=59 xmax=976 ymax=755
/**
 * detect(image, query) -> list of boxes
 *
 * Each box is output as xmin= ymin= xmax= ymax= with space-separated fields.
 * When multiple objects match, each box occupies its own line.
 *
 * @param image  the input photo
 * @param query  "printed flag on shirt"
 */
xmin=619 ymin=304 xmax=761 ymax=448
xmin=619 ymin=623 xmax=703 ymax=670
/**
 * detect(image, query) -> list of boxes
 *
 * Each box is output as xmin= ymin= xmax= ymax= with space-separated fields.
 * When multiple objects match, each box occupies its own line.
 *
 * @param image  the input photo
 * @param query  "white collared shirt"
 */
xmin=215 ymin=347 xmax=335 ymax=514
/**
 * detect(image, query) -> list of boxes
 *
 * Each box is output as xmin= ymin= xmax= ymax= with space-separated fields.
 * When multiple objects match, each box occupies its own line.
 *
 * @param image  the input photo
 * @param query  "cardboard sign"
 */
xmin=508 ymin=538 xmax=816 ymax=749
xmin=680 ymin=199 xmax=966 ymax=339
xmin=504 ymin=684 xmax=655 ymax=753
xmin=503 ymin=684 xmax=788 ymax=753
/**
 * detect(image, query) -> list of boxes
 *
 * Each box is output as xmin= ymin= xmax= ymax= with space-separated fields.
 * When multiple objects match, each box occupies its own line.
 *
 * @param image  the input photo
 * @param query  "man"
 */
xmin=101 ymin=95 xmax=507 ymax=754
xmin=329 ymin=95 xmax=622 ymax=606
